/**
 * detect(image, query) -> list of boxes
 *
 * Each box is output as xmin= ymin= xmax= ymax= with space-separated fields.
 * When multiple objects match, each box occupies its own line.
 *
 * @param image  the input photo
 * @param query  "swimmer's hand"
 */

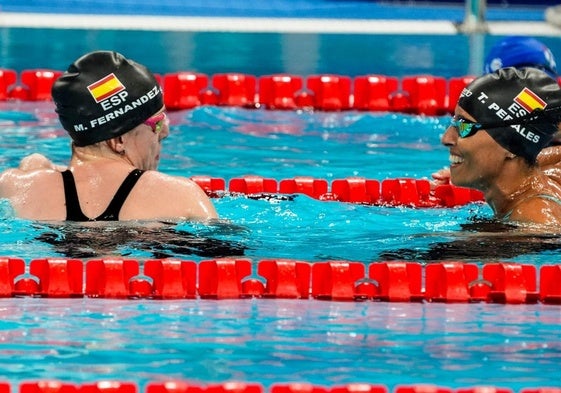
xmin=18 ymin=153 xmax=67 ymax=172
xmin=430 ymin=167 xmax=451 ymax=189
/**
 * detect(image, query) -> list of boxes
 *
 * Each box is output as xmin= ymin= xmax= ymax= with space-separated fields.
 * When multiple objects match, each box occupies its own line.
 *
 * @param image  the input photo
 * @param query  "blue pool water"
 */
xmin=1 ymin=20 xmax=561 ymax=391
xmin=0 ymin=298 xmax=560 ymax=389
xmin=1 ymin=101 xmax=561 ymax=390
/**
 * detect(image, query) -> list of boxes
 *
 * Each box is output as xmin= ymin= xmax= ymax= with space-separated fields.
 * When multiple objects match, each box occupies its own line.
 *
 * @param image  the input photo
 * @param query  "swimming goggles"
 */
xmin=450 ymin=107 xmax=561 ymax=139
xmin=449 ymin=118 xmax=486 ymax=138
xmin=144 ymin=112 xmax=167 ymax=134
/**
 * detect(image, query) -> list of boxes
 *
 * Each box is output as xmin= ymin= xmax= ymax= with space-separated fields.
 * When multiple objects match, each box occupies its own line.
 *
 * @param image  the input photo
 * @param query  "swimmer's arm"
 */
xmin=18 ymin=153 xmax=67 ymax=172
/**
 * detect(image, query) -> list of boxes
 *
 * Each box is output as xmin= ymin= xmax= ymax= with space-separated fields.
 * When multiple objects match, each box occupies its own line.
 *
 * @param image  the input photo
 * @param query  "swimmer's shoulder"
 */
xmin=1 ymin=153 xmax=64 ymax=192
xmin=507 ymin=195 xmax=561 ymax=226
xmin=538 ymin=145 xmax=561 ymax=168
xmin=0 ymin=164 xmax=61 ymax=193
xmin=127 ymin=170 xmax=218 ymax=220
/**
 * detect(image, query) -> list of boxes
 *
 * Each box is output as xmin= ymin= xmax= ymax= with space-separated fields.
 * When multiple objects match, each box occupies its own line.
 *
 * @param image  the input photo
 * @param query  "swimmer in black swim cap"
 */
xmin=456 ymin=67 xmax=561 ymax=165
xmin=52 ymin=50 xmax=164 ymax=146
xmin=441 ymin=67 xmax=561 ymax=226
xmin=0 ymin=50 xmax=217 ymax=222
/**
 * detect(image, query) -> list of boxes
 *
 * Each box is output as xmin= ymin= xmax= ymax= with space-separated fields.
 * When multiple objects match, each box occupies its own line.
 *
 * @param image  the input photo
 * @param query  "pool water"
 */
xmin=0 ymin=101 xmax=561 ymax=390
xmin=1 ymin=26 xmax=561 ymax=392
xmin=0 ymin=298 xmax=560 ymax=389
xmin=2 ymin=102 xmax=561 ymax=264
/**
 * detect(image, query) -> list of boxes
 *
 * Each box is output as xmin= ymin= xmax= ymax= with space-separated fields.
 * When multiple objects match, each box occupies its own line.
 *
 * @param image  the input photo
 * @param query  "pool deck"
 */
xmin=0 ymin=0 xmax=560 ymax=35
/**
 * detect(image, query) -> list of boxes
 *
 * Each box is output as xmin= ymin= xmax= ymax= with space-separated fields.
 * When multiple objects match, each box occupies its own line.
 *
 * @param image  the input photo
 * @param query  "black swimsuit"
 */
xmin=61 ymin=169 xmax=145 ymax=221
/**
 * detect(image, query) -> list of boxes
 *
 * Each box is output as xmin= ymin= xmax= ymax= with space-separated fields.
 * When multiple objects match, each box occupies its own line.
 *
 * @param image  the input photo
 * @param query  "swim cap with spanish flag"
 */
xmin=458 ymin=67 xmax=561 ymax=163
xmin=51 ymin=51 xmax=164 ymax=147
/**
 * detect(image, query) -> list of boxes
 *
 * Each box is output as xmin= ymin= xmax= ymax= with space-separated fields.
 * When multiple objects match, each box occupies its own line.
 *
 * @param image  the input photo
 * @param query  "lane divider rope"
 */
xmin=0 ymin=69 xmax=486 ymax=115
xmin=190 ymin=176 xmax=484 ymax=208
xmin=2 ymin=258 xmax=560 ymax=303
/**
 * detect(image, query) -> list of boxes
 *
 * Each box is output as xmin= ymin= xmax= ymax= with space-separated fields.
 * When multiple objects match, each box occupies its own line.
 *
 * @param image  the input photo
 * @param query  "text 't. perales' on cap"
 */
xmin=458 ymin=67 xmax=561 ymax=163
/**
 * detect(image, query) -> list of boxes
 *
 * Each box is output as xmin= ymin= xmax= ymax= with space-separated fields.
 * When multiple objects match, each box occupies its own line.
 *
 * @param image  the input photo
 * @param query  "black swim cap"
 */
xmin=458 ymin=67 xmax=561 ymax=163
xmin=52 ymin=51 xmax=164 ymax=147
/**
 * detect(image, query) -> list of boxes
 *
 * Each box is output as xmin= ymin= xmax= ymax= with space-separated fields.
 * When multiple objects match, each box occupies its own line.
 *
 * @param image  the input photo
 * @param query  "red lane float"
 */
xmin=311 ymin=261 xmax=365 ymax=300
xmin=29 ymin=258 xmax=83 ymax=297
xmin=331 ymin=178 xmax=380 ymax=204
xmin=381 ymin=178 xmax=434 ymax=207
xmin=401 ymin=75 xmax=447 ymax=116
xmin=259 ymin=74 xmax=303 ymax=110
xmin=189 ymin=176 xmax=226 ymax=197
xmin=212 ymin=73 xmax=257 ymax=107
xmin=331 ymin=385 xmax=387 ymax=393
xmin=0 ymin=257 xmax=25 ymax=296
xmin=11 ymin=69 xmax=63 ymax=101
xmin=85 ymin=259 xmax=141 ymax=298
xmin=0 ymin=69 xmax=480 ymax=115
xmin=278 ymin=177 xmax=330 ymax=200
xmin=146 ymin=382 xmax=204 ymax=393
xmin=396 ymin=387 xmax=453 ymax=393
xmin=447 ymin=76 xmax=476 ymax=113
xmin=206 ymin=384 xmax=263 ymax=393
xmin=425 ymin=262 xmax=480 ymax=303
xmin=257 ymin=259 xmax=311 ymax=299
xmin=307 ymin=74 xmax=352 ymax=111
xmin=370 ymin=262 xmax=423 ymax=302
xmin=163 ymin=72 xmax=209 ymax=110
xmin=354 ymin=75 xmax=399 ymax=112
xmin=271 ymin=385 xmax=326 ymax=393
xmin=0 ymin=69 xmax=17 ymax=100
xmin=81 ymin=383 xmax=137 ymax=393
xmin=20 ymin=381 xmax=79 ymax=393
xmin=144 ymin=259 xmax=197 ymax=299
xmin=0 ymin=258 xmax=561 ymax=304
xmin=483 ymin=263 xmax=539 ymax=304
xmin=191 ymin=176 xmax=484 ymax=207
xmin=198 ymin=258 xmax=257 ymax=299
xmin=539 ymin=264 xmax=561 ymax=304
xmin=229 ymin=175 xmax=278 ymax=195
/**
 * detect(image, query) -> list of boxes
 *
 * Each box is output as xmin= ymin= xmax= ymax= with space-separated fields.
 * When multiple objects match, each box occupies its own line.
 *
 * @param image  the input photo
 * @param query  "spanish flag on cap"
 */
xmin=87 ymin=73 xmax=125 ymax=103
xmin=514 ymin=87 xmax=547 ymax=113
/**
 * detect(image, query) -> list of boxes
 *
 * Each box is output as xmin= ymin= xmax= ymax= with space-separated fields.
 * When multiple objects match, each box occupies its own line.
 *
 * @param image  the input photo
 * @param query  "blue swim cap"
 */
xmin=483 ymin=36 xmax=558 ymax=79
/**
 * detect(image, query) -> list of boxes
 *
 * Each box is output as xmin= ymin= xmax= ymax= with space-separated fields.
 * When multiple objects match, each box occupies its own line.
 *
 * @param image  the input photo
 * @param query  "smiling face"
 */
xmin=441 ymin=106 xmax=513 ymax=191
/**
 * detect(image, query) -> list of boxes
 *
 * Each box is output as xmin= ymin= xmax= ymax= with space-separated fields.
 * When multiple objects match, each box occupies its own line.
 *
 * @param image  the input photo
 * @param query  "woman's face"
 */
xmin=441 ymin=106 xmax=512 ymax=191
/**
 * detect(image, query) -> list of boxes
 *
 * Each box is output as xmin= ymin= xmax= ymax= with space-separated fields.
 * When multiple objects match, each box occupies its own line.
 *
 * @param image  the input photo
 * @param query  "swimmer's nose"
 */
xmin=441 ymin=124 xmax=458 ymax=147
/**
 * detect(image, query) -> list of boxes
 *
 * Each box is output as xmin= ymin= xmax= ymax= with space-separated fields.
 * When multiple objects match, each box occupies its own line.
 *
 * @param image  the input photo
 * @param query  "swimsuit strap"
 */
xmin=61 ymin=170 xmax=90 ymax=221
xmin=95 ymin=169 xmax=145 ymax=221
xmin=535 ymin=194 xmax=561 ymax=205
xmin=61 ymin=169 xmax=145 ymax=221
xmin=503 ymin=193 xmax=561 ymax=220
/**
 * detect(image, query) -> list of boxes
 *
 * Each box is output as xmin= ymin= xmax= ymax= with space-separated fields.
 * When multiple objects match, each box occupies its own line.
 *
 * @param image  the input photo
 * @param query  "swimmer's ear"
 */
xmin=106 ymin=136 xmax=126 ymax=155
